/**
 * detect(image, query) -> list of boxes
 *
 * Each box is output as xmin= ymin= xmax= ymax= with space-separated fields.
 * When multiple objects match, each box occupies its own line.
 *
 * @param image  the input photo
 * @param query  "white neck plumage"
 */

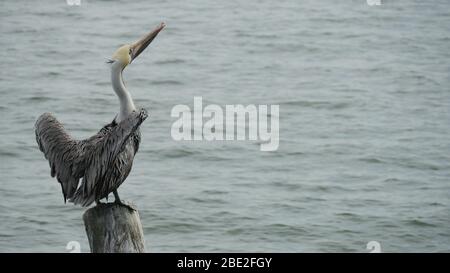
xmin=111 ymin=61 xmax=136 ymax=123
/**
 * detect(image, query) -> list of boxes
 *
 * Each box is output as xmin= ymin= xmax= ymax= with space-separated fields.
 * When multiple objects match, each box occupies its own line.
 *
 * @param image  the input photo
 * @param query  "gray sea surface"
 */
xmin=0 ymin=0 xmax=449 ymax=252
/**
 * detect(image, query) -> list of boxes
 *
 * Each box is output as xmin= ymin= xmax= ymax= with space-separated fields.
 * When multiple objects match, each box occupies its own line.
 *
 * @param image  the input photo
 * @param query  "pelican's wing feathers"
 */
xmin=35 ymin=108 xmax=148 ymax=205
xmin=72 ymin=109 xmax=147 ymax=205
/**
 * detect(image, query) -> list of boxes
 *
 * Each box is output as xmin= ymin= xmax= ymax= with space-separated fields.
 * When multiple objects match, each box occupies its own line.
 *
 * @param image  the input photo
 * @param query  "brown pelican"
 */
xmin=35 ymin=22 xmax=165 ymax=207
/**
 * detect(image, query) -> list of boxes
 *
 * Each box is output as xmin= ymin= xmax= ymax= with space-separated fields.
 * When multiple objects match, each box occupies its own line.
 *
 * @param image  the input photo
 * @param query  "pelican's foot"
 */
xmin=114 ymin=200 xmax=136 ymax=211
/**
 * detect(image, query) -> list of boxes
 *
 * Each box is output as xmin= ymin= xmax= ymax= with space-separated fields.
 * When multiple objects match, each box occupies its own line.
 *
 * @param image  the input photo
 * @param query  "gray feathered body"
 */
xmin=35 ymin=109 xmax=148 ymax=206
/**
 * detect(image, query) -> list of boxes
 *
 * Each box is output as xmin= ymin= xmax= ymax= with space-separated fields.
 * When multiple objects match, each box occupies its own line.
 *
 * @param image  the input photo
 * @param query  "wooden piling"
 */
xmin=83 ymin=202 xmax=145 ymax=253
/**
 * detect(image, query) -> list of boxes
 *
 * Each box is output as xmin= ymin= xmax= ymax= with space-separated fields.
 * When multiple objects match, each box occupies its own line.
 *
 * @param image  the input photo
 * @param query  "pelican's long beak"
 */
xmin=130 ymin=22 xmax=165 ymax=62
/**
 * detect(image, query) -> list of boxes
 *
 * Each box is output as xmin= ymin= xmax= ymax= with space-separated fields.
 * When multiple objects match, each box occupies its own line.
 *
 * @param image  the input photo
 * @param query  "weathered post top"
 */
xmin=83 ymin=203 xmax=145 ymax=253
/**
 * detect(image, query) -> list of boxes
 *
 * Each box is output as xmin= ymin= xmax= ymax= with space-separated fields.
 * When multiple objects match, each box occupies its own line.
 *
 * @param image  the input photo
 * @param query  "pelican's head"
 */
xmin=110 ymin=22 xmax=165 ymax=67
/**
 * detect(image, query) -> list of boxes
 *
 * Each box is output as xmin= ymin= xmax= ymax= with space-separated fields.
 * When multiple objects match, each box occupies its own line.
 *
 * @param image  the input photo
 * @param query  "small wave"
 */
xmin=427 ymin=202 xmax=445 ymax=207
xmin=383 ymin=178 xmax=402 ymax=183
xmin=201 ymin=189 xmax=228 ymax=195
xmin=187 ymin=197 xmax=227 ymax=204
xmin=0 ymin=149 xmax=20 ymax=158
xmin=7 ymin=28 xmax=38 ymax=34
xmin=154 ymin=59 xmax=186 ymax=65
xmin=397 ymin=160 xmax=441 ymax=171
xmin=201 ymin=155 xmax=230 ymax=162
xmin=17 ymin=216 xmax=50 ymax=226
xmin=286 ymin=151 xmax=305 ymax=156
xmin=158 ymin=148 xmax=195 ymax=158
xmin=336 ymin=228 xmax=360 ymax=235
xmin=359 ymin=157 xmax=384 ymax=164
xmin=94 ymin=81 xmax=110 ymax=86
xmin=144 ymin=222 xmax=204 ymax=234
xmin=404 ymin=219 xmax=436 ymax=228
xmin=303 ymin=196 xmax=327 ymax=202
xmin=150 ymin=80 xmax=183 ymax=85
xmin=279 ymin=100 xmax=351 ymax=110
xmin=272 ymin=203 xmax=307 ymax=213
xmin=25 ymin=96 xmax=53 ymax=102
xmin=311 ymin=185 xmax=350 ymax=193
xmin=46 ymin=71 xmax=61 ymax=76
xmin=335 ymin=212 xmax=362 ymax=221
xmin=226 ymin=227 xmax=248 ymax=235
xmin=235 ymin=32 xmax=279 ymax=40
xmin=336 ymin=212 xmax=357 ymax=217
xmin=270 ymin=181 xmax=302 ymax=191
xmin=264 ymin=223 xmax=308 ymax=236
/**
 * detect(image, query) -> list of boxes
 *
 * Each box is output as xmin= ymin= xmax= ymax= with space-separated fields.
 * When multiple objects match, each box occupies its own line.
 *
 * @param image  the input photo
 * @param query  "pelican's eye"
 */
xmin=129 ymin=48 xmax=132 ymax=55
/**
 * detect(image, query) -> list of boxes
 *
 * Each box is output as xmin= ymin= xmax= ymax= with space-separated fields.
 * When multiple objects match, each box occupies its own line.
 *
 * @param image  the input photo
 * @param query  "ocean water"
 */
xmin=0 ymin=0 xmax=449 ymax=252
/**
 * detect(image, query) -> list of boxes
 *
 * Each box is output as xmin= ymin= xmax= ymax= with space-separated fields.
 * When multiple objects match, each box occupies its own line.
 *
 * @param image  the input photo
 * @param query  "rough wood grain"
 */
xmin=83 ymin=203 xmax=145 ymax=253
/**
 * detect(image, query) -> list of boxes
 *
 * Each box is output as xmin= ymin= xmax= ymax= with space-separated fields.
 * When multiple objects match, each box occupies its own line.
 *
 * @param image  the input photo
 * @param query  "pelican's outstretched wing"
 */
xmin=35 ymin=108 xmax=148 ymax=205
xmin=35 ymin=113 xmax=84 ymax=201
